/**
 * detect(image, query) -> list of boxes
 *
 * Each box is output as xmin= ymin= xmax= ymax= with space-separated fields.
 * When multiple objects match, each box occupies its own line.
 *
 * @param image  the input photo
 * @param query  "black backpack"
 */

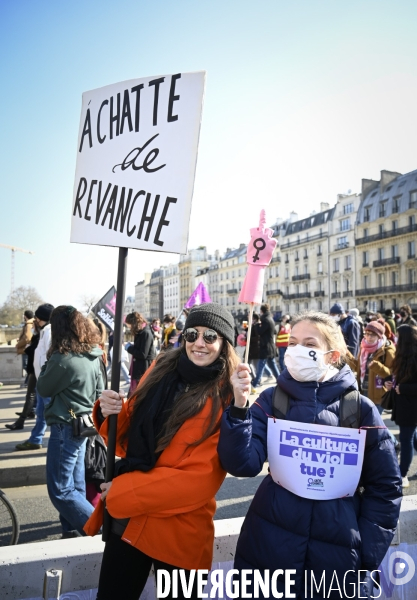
xmin=85 ymin=434 xmax=107 ymax=483
xmin=272 ymin=384 xmax=361 ymax=429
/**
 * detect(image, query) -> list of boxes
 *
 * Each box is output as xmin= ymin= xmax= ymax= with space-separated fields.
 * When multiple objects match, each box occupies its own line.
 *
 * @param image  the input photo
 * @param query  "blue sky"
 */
xmin=1 ymin=0 xmax=417 ymax=309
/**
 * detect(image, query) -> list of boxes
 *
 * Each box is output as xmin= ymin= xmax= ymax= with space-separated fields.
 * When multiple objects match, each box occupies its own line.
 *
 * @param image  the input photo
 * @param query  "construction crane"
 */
xmin=0 ymin=244 xmax=35 ymax=295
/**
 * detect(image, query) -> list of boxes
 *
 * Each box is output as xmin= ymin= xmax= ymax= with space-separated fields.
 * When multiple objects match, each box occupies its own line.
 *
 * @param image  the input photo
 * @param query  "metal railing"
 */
xmin=285 ymin=292 xmax=311 ymax=300
xmin=343 ymin=291 xmax=353 ymax=297
xmin=314 ymin=291 xmax=325 ymax=297
xmin=292 ymin=274 xmax=310 ymax=281
xmin=334 ymin=242 xmax=349 ymax=251
xmin=373 ymin=257 xmax=400 ymax=267
xmin=355 ymin=283 xmax=417 ymax=296
xmin=281 ymin=232 xmax=328 ymax=249
xmin=356 ymin=223 xmax=417 ymax=245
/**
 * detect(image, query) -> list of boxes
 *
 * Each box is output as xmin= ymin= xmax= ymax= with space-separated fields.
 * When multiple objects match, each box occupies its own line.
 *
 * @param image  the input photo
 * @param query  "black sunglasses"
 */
xmin=183 ymin=328 xmax=222 ymax=344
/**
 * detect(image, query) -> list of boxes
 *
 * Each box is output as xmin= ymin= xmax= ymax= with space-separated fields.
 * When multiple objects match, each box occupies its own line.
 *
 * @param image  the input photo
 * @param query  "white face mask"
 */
xmin=284 ymin=344 xmax=334 ymax=382
xmin=330 ymin=315 xmax=340 ymax=322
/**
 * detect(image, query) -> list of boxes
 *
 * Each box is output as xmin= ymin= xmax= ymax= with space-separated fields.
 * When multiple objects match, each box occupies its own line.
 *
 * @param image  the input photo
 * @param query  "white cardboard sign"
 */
xmin=70 ymin=71 xmax=205 ymax=254
xmin=267 ymin=419 xmax=366 ymax=500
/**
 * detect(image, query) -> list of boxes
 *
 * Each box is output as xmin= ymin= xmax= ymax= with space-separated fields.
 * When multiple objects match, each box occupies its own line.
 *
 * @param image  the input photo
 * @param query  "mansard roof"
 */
xmin=284 ymin=207 xmax=335 ymax=236
xmin=357 ymin=169 xmax=417 ymax=224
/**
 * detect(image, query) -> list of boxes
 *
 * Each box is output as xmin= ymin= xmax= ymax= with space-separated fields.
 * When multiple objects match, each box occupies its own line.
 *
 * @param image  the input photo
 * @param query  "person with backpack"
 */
xmin=218 ymin=311 xmax=401 ymax=599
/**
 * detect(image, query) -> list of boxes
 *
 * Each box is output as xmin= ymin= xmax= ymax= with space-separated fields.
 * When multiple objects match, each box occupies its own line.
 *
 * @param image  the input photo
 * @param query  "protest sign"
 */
xmin=91 ymin=286 xmax=116 ymax=330
xmin=267 ymin=419 xmax=366 ymax=500
xmin=70 ymin=71 xmax=205 ymax=254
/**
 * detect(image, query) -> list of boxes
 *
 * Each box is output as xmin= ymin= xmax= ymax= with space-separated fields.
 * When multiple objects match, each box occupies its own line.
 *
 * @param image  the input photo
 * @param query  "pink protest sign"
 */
xmin=239 ymin=210 xmax=277 ymax=305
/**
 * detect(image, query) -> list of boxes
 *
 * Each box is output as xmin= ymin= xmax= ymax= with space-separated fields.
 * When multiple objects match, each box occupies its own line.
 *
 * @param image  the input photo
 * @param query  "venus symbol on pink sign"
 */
xmin=239 ymin=210 xmax=277 ymax=306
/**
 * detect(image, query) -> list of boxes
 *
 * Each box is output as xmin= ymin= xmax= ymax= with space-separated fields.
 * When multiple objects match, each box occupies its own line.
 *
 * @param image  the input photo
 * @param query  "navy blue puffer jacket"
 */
xmin=218 ymin=365 xmax=402 ymax=599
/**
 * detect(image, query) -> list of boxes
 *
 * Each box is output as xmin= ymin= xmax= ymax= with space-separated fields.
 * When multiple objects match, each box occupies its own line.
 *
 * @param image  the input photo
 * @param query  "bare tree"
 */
xmin=79 ymin=293 xmax=99 ymax=315
xmin=0 ymin=286 xmax=44 ymax=326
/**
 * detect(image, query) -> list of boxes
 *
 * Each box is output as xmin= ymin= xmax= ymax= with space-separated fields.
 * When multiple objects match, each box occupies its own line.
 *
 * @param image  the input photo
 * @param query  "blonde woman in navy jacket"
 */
xmin=218 ymin=311 xmax=401 ymax=600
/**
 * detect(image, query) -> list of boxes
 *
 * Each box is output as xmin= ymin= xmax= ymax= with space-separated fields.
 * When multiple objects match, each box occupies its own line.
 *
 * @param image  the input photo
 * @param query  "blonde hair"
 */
xmin=290 ymin=311 xmax=347 ymax=365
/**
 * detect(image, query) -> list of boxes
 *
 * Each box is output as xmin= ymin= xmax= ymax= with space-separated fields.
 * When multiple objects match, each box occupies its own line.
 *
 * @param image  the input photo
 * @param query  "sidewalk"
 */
xmin=0 ymin=384 xmax=49 ymax=488
xmin=1 ymin=381 xmax=416 ymax=493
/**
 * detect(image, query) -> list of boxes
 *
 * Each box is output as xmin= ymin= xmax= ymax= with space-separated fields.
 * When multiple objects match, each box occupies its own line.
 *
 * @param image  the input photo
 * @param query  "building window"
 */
xmin=304 ymin=248 xmax=308 ymax=258
xmin=409 ymin=269 xmax=416 ymax=284
xmin=337 ymin=236 xmax=348 ymax=249
xmin=410 ymin=215 xmax=416 ymax=226
xmin=304 ymin=284 xmax=308 ymax=294
xmin=409 ymin=241 xmax=416 ymax=258
xmin=410 ymin=190 xmax=417 ymax=208
xmin=340 ymin=218 xmax=350 ymax=232
xmin=286 ymin=286 xmax=289 ymax=296
xmin=304 ymin=264 xmax=308 ymax=275
xmin=317 ymin=261 xmax=323 ymax=274
xmin=285 ymin=268 xmax=289 ymax=279
xmin=295 ymin=251 xmax=299 ymax=260
xmin=378 ymin=273 xmax=385 ymax=287
xmin=296 ymin=303 xmax=300 ymax=312
xmin=363 ymin=275 xmax=368 ymax=290
xmin=333 ymin=258 xmax=339 ymax=272
xmin=345 ymin=255 xmax=351 ymax=270
xmin=392 ymin=196 xmax=401 ymax=212
xmin=363 ymin=228 xmax=368 ymax=238
xmin=379 ymin=224 xmax=384 ymax=235
xmin=379 ymin=202 xmax=387 ymax=218
xmin=333 ymin=281 xmax=338 ymax=294
xmin=392 ymin=220 xmax=398 ymax=232
xmin=295 ymin=266 xmax=299 ymax=276
xmin=304 ymin=302 xmax=309 ymax=310
xmin=343 ymin=203 xmax=354 ymax=215
xmin=364 ymin=207 xmax=371 ymax=222
xmin=318 ymin=281 xmax=322 ymax=291
xmin=285 ymin=253 xmax=289 ymax=263
xmin=378 ymin=247 xmax=385 ymax=260
xmin=296 ymin=285 xmax=300 ymax=294
xmin=392 ymin=245 xmax=399 ymax=258
xmin=317 ymin=244 xmax=322 ymax=256
xmin=363 ymin=251 xmax=369 ymax=267
xmin=285 ymin=304 xmax=290 ymax=313
xmin=318 ymin=300 xmax=322 ymax=310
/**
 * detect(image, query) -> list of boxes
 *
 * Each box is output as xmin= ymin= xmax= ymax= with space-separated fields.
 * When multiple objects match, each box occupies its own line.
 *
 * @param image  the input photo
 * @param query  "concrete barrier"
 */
xmin=0 ymin=517 xmax=243 ymax=600
xmin=0 ymin=347 xmax=24 ymax=384
xmin=2 ymin=500 xmax=417 ymax=600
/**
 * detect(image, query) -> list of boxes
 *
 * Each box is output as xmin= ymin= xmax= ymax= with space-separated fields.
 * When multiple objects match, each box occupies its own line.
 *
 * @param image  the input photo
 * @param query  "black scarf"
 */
xmin=114 ymin=352 xmax=224 ymax=476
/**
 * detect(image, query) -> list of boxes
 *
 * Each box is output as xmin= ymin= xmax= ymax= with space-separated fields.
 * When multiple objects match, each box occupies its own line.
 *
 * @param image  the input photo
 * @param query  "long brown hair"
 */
xmin=47 ymin=306 xmax=101 ymax=358
xmin=125 ymin=312 xmax=145 ymax=335
xmin=392 ymin=325 xmax=417 ymax=384
xmin=128 ymin=341 xmax=240 ymax=453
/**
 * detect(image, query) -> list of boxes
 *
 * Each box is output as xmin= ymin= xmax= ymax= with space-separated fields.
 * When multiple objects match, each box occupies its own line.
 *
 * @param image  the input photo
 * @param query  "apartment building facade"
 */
xmin=149 ymin=268 xmax=165 ymax=320
xmin=163 ymin=263 xmax=180 ymax=317
xmin=179 ymin=247 xmax=209 ymax=307
xmin=328 ymin=192 xmax=361 ymax=311
xmin=355 ymin=169 xmax=417 ymax=313
xmin=280 ymin=203 xmax=335 ymax=315
xmin=217 ymin=244 xmax=247 ymax=316
xmin=135 ymin=273 xmax=151 ymax=318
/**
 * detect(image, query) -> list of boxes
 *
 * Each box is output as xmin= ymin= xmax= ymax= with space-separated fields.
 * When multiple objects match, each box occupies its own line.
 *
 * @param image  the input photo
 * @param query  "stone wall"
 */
xmin=0 ymin=347 xmax=23 ymax=383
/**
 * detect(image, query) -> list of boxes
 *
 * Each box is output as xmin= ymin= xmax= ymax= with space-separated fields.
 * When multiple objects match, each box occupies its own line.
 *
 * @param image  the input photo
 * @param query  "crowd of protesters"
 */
xmin=3 ymin=299 xmax=417 ymax=598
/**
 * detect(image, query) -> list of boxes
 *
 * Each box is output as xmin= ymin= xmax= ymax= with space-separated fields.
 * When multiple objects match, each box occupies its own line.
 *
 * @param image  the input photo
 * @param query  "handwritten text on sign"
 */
xmin=70 ymin=72 xmax=205 ymax=254
xmin=267 ymin=419 xmax=366 ymax=500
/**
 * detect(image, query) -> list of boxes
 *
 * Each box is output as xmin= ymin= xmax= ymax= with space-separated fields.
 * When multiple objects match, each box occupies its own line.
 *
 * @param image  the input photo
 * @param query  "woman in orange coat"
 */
xmin=85 ymin=303 xmax=239 ymax=600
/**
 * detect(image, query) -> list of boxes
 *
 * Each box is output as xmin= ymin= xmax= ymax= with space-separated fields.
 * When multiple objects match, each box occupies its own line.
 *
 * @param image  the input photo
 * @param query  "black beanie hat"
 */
xmin=184 ymin=303 xmax=235 ymax=346
xmin=24 ymin=310 xmax=34 ymax=319
xmin=35 ymin=303 xmax=54 ymax=322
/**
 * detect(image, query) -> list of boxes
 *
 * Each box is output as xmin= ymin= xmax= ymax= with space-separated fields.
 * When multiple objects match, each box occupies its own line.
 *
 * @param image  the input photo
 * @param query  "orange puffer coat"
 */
xmin=84 ymin=389 xmax=226 ymax=570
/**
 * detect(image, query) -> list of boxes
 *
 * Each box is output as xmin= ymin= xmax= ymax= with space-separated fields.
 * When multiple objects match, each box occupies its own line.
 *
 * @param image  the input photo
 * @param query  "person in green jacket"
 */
xmin=37 ymin=305 xmax=104 ymax=538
